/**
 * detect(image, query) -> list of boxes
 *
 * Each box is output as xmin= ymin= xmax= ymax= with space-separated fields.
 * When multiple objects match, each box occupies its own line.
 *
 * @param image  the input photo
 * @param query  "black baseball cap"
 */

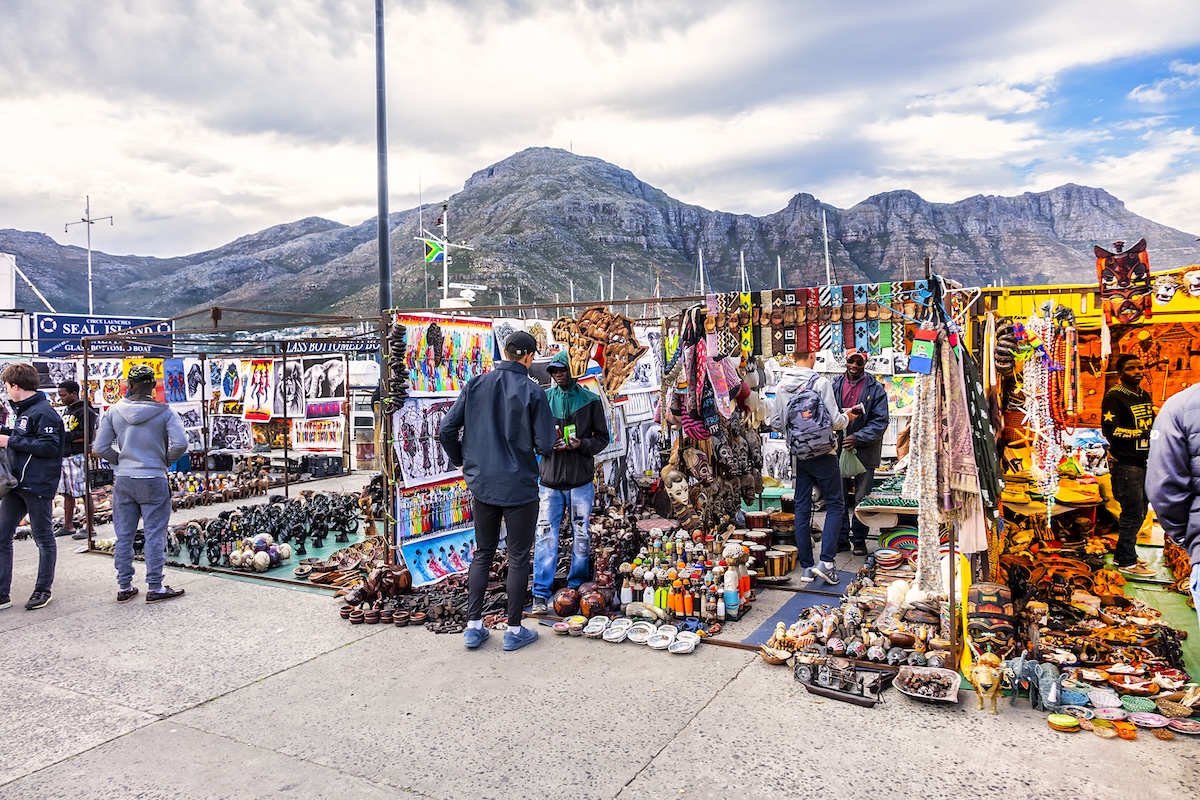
xmin=506 ymin=330 xmax=538 ymax=356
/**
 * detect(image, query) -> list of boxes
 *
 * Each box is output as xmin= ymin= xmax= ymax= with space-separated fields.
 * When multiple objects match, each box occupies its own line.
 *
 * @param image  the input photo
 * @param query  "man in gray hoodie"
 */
xmin=94 ymin=364 xmax=188 ymax=603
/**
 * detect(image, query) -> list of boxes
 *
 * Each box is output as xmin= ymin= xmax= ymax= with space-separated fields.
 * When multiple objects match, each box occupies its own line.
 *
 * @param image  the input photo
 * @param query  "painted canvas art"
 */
xmin=209 ymin=415 xmax=253 ymax=451
xmin=399 ymin=527 xmax=476 ymax=588
xmin=274 ymin=359 xmax=305 ymax=418
xmin=392 ymin=397 xmax=461 ymax=488
xmin=395 ymin=313 xmax=493 ymax=395
xmin=302 ymin=357 xmax=346 ymax=400
xmin=290 ymin=418 xmax=344 ymax=452
xmin=163 ymin=358 xmax=187 ymax=403
xmin=243 ymin=359 xmax=275 ymax=422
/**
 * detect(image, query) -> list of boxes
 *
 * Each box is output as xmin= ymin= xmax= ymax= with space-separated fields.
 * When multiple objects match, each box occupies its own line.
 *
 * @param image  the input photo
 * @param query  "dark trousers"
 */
xmin=1110 ymin=462 xmax=1147 ymax=567
xmin=0 ymin=489 xmax=56 ymax=596
xmin=839 ymin=467 xmax=875 ymax=545
xmin=793 ymin=454 xmax=844 ymax=568
xmin=468 ymin=498 xmax=538 ymax=627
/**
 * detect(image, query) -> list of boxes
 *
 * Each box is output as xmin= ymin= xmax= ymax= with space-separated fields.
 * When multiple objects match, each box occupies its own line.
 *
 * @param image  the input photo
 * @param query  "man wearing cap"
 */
xmin=0 ymin=362 xmax=65 ymax=612
xmin=530 ymin=350 xmax=611 ymax=614
xmin=439 ymin=330 xmax=557 ymax=651
xmin=832 ymin=351 xmax=890 ymax=556
xmin=57 ymin=380 xmax=98 ymax=540
xmin=94 ymin=364 xmax=188 ymax=603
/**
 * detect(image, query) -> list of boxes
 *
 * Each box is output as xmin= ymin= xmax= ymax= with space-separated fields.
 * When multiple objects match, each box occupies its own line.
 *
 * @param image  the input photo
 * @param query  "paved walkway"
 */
xmin=2 ymin=475 xmax=1198 ymax=799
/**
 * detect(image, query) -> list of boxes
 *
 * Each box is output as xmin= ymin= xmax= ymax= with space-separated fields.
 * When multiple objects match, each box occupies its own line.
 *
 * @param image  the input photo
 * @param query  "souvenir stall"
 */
xmin=951 ymin=247 xmax=1200 ymax=737
xmin=359 ymin=283 xmax=1000 ymax=675
xmin=77 ymin=309 xmax=387 ymax=590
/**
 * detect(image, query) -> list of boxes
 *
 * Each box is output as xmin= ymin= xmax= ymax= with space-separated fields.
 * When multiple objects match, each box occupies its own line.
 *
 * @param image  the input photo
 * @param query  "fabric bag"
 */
xmin=839 ymin=446 xmax=866 ymax=478
xmin=0 ymin=447 xmax=18 ymax=497
xmin=784 ymin=374 xmax=837 ymax=460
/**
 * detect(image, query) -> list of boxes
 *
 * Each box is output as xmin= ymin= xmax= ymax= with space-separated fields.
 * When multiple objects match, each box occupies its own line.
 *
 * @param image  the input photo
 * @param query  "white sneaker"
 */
xmin=798 ymin=568 xmax=815 ymax=583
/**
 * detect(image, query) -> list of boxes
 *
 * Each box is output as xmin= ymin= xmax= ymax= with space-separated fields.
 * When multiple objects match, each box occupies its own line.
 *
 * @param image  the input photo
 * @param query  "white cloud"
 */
xmin=1128 ymin=60 xmax=1200 ymax=103
xmin=1 ymin=0 xmax=1199 ymax=256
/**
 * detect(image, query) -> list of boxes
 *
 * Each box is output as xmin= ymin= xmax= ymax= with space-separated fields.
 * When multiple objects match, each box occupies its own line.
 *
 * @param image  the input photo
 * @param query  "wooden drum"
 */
xmin=775 ymin=544 xmax=798 ymax=573
xmin=766 ymin=550 xmax=787 ymax=577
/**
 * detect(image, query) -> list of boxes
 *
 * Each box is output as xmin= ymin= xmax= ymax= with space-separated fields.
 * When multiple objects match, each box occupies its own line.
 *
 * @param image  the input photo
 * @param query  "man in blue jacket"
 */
xmin=1147 ymin=383 xmax=1200 ymax=627
xmin=531 ymin=350 xmax=610 ymax=614
xmin=0 ymin=362 xmax=65 ymax=611
xmin=832 ymin=351 xmax=889 ymax=556
xmin=439 ymin=330 xmax=557 ymax=651
xmin=94 ymin=364 xmax=188 ymax=603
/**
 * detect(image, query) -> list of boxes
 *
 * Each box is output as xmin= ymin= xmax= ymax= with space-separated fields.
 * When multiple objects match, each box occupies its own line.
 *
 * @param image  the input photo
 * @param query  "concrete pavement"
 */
xmin=2 ymin=480 xmax=1198 ymax=799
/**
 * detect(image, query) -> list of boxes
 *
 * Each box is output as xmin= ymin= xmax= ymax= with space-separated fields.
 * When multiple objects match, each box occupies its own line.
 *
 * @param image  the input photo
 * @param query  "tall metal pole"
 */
xmin=374 ymin=0 xmax=391 ymax=313
xmin=64 ymin=195 xmax=113 ymax=315
xmin=822 ymin=209 xmax=833 ymax=287
xmin=442 ymin=204 xmax=450 ymax=301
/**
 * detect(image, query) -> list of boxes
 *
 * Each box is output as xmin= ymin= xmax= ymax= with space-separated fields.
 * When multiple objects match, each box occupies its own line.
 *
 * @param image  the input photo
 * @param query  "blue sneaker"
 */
xmin=463 ymin=627 xmax=490 ymax=649
xmin=812 ymin=561 xmax=839 ymax=586
xmin=503 ymin=624 xmax=539 ymax=651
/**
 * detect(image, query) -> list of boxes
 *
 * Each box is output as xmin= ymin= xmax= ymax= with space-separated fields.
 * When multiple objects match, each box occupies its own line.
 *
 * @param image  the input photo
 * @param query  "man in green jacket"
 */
xmin=531 ymin=351 xmax=610 ymax=614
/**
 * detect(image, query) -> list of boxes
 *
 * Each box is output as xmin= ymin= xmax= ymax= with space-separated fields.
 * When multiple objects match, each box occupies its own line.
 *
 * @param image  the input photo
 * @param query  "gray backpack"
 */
xmin=784 ymin=375 xmax=837 ymax=460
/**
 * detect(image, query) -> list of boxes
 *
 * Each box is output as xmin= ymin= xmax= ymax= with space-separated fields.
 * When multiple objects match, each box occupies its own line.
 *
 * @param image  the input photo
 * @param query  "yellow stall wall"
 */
xmin=980 ymin=266 xmax=1200 ymax=425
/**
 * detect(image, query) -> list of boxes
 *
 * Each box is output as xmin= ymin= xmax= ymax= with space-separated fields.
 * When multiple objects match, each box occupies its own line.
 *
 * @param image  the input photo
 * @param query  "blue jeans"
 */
xmin=533 ymin=483 xmax=594 ymax=599
xmin=793 ymin=454 xmax=844 ymax=568
xmin=112 ymin=476 xmax=172 ymax=590
xmin=1110 ymin=462 xmax=1146 ymax=567
xmin=0 ymin=489 xmax=56 ymax=595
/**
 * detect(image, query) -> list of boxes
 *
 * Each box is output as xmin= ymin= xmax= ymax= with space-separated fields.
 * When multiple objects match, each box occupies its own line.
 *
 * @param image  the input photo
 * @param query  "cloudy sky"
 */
xmin=2 ymin=0 xmax=1199 ymax=257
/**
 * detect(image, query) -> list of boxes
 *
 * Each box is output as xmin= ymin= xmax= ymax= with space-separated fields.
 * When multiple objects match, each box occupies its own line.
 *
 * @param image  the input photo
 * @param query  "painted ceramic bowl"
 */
xmin=552 ymin=621 xmax=570 ymax=636
xmin=1127 ymin=712 xmax=1170 ymax=728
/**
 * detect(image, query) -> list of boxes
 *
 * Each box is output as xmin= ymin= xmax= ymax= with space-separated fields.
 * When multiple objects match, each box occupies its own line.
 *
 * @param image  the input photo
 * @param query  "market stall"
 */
xmin=73 ymin=308 xmax=385 ymax=589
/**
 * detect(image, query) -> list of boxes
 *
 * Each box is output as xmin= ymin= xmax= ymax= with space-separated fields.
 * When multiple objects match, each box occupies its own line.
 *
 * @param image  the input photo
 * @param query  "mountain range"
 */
xmin=2 ymin=147 xmax=1199 ymax=320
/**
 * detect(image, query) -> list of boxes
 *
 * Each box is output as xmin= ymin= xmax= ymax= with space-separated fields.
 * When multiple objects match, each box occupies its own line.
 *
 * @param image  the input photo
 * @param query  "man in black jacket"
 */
xmin=57 ymin=380 xmax=97 ymax=540
xmin=531 ymin=351 xmax=610 ymax=614
xmin=0 ymin=363 xmax=65 ymax=611
xmin=1101 ymin=354 xmax=1157 ymax=578
xmin=439 ymin=331 xmax=557 ymax=651
xmin=832 ymin=351 xmax=889 ymax=556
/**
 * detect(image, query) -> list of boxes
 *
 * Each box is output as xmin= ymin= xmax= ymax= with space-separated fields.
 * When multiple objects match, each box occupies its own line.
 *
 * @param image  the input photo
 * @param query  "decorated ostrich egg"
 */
xmin=252 ymin=552 xmax=271 ymax=572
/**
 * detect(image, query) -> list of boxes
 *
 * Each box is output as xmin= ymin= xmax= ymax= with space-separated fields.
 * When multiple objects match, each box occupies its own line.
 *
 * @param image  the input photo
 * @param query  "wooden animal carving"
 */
xmin=970 ymin=652 xmax=1004 ymax=714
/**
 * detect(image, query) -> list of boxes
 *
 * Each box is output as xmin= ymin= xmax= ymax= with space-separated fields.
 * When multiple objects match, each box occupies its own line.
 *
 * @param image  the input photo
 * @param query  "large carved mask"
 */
xmin=1095 ymin=238 xmax=1151 ymax=324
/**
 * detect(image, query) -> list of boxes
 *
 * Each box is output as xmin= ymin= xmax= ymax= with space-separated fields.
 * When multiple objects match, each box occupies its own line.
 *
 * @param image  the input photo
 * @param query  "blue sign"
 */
xmin=32 ymin=313 xmax=175 ymax=356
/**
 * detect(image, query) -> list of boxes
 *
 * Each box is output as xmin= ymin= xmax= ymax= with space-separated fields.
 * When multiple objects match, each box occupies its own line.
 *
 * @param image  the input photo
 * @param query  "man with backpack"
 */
xmin=769 ymin=352 xmax=860 ymax=585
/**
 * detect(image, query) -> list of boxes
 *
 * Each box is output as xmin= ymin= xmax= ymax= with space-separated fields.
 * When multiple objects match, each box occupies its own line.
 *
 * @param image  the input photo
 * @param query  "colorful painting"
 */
xmin=290 ymin=418 xmax=344 ymax=452
xmin=242 ymin=359 xmax=275 ymax=422
xmin=395 ymin=313 xmax=493 ymax=396
xmin=305 ymin=400 xmax=342 ymax=420
xmin=399 ymin=527 xmax=477 ymax=588
xmin=123 ymin=358 xmax=165 ymax=402
xmin=880 ymin=375 xmax=917 ymax=415
xmin=163 ymin=358 xmax=187 ymax=403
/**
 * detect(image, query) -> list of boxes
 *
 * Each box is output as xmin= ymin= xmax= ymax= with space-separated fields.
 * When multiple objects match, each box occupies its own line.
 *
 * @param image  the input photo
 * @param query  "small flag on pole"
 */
xmin=424 ymin=240 xmax=445 ymax=263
